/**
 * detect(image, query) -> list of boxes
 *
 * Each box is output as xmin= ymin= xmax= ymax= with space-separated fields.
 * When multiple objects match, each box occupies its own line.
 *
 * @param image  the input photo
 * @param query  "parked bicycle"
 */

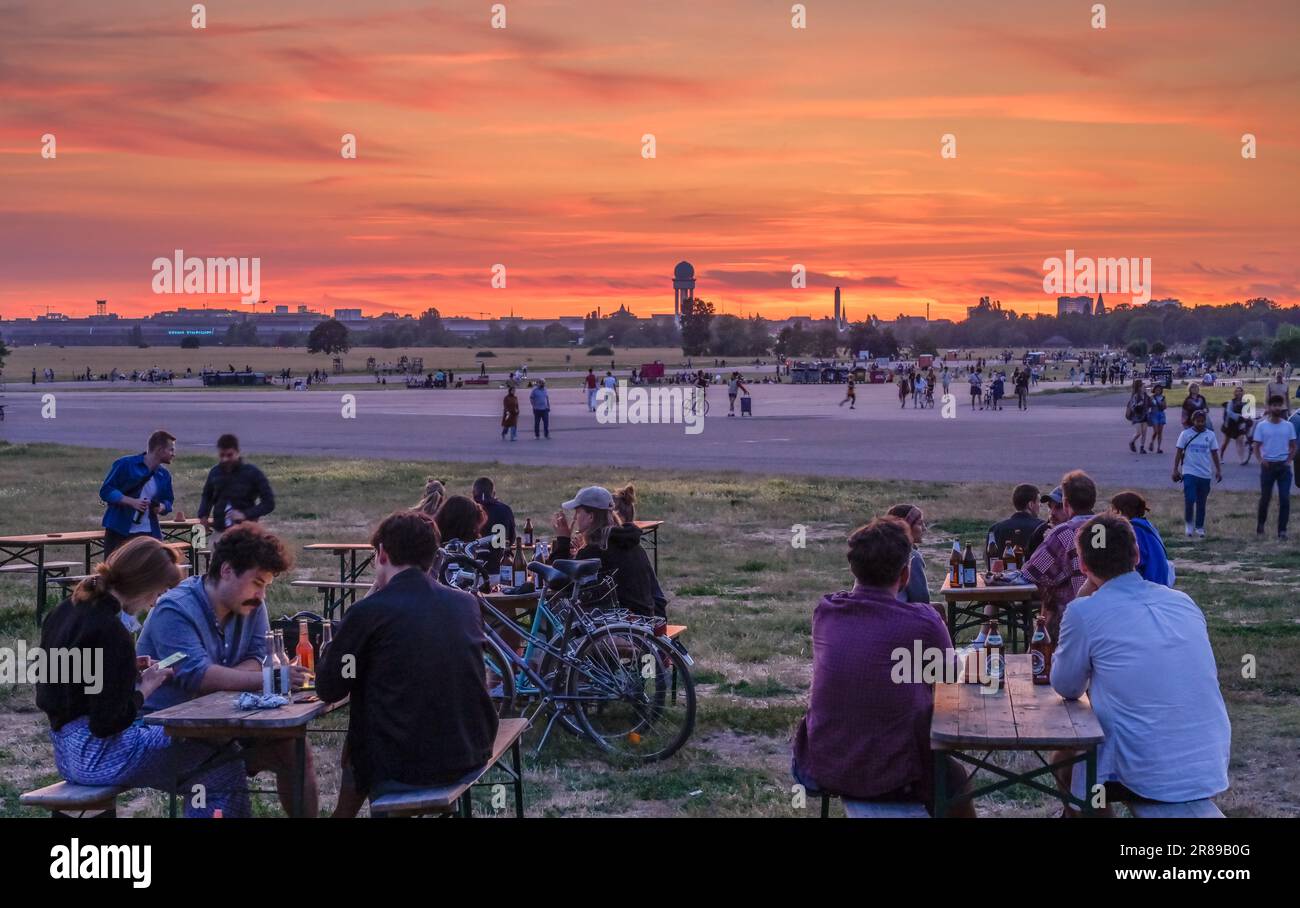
xmin=441 ymin=542 xmax=696 ymax=761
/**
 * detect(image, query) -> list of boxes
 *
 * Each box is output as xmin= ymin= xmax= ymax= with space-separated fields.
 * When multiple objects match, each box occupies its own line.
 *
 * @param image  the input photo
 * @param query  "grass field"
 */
xmin=1 ymin=442 xmax=1295 ymax=818
xmin=3 ymin=346 xmax=687 ymax=381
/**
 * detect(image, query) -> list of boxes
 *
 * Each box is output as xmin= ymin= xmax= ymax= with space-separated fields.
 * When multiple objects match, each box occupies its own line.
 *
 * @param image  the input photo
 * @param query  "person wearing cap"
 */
xmin=1109 ymin=492 xmax=1173 ymax=587
xmin=986 ymin=484 xmax=1048 ymax=561
xmin=549 ymin=486 xmax=658 ymax=617
xmin=529 ymin=379 xmax=551 ymax=439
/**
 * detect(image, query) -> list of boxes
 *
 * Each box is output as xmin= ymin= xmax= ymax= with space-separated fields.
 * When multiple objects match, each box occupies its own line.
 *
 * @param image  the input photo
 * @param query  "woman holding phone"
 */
xmin=35 ymin=536 xmax=251 ymax=817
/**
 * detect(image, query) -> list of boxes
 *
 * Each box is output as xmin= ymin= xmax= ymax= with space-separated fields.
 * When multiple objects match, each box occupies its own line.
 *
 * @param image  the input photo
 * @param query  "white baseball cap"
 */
xmin=562 ymin=486 xmax=614 ymax=511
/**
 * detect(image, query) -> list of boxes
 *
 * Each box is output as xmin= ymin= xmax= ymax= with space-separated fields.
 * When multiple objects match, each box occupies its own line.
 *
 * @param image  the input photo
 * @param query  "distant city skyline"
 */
xmin=2 ymin=1 xmax=1297 ymax=320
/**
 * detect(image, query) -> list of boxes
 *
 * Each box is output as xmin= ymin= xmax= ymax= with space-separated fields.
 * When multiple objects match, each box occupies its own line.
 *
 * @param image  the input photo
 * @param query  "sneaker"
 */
xmin=1279 ymin=532 xmax=1289 ymax=541
xmin=1185 ymin=523 xmax=1194 ymax=537
xmin=1129 ymin=440 xmax=1137 ymax=452
xmin=1196 ymin=528 xmax=1206 ymax=538
xmin=1257 ymin=526 xmax=1266 ymax=536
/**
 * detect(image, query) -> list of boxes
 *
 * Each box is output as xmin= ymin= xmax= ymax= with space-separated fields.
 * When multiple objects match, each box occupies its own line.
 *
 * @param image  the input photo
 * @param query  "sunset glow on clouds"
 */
xmin=1 ymin=0 xmax=1297 ymax=321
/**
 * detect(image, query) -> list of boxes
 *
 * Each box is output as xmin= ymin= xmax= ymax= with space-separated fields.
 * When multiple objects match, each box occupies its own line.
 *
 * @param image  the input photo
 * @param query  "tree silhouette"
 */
xmin=308 ymin=319 xmax=351 ymax=355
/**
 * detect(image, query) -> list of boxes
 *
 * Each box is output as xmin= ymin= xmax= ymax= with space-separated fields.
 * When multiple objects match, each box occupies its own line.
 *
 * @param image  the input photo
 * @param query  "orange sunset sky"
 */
xmin=2 ymin=0 xmax=1298 ymax=322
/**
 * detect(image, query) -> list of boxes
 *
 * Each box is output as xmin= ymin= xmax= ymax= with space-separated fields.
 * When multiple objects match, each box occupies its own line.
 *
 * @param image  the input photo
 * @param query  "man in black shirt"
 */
xmin=317 ymin=510 xmax=498 ymax=817
xmin=197 ymin=434 xmax=276 ymax=536
xmin=986 ymin=483 xmax=1048 ymax=559
xmin=472 ymin=476 xmax=515 ymax=575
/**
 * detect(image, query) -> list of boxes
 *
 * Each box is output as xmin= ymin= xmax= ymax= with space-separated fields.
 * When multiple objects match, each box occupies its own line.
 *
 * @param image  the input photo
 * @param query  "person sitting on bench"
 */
xmin=317 ymin=510 xmax=499 ymax=818
xmin=137 ymin=524 xmax=316 ymax=817
xmin=791 ymin=517 xmax=974 ymax=817
xmin=36 ymin=537 xmax=248 ymax=817
xmin=549 ymin=486 xmax=659 ymax=618
xmin=1050 ymin=513 xmax=1231 ymax=816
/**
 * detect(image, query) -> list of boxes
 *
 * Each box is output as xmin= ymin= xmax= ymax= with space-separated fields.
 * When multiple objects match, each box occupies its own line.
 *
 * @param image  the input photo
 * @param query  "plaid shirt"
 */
xmin=1022 ymin=514 xmax=1091 ymax=619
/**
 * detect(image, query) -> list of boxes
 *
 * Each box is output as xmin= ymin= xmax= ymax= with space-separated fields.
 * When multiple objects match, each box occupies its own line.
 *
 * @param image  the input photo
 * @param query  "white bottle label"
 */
xmin=500 ymin=565 xmax=513 ymax=586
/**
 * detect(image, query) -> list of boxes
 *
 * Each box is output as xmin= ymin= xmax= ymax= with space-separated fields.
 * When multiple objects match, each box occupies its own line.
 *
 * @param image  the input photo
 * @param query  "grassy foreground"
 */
xmin=0 ymin=442 xmax=1296 ymax=817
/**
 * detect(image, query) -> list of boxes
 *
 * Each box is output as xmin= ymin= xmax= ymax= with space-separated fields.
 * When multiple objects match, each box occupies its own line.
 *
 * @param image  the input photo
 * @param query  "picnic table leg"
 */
xmin=934 ymin=751 xmax=949 ymax=818
xmin=511 ymin=739 xmax=524 ymax=818
xmin=651 ymin=526 xmax=658 ymax=574
xmin=36 ymin=546 xmax=47 ymax=626
xmin=1083 ymin=747 xmax=1098 ymax=816
xmin=945 ymin=601 xmax=957 ymax=643
xmin=83 ymin=541 xmax=92 ymax=573
xmin=292 ymin=735 xmax=307 ymax=818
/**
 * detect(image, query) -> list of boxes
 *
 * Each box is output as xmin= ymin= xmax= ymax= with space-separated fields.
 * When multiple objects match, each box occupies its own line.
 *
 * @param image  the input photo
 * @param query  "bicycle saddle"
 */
xmin=530 ymin=559 xmax=602 ymax=586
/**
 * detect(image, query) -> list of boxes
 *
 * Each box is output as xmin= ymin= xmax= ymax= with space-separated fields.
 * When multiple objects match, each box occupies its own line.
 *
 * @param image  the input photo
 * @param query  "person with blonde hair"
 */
xmin=414 ymin=478 xmax=446 ymax=517
xmin=35 ymin=537 xmax=251 ymax=816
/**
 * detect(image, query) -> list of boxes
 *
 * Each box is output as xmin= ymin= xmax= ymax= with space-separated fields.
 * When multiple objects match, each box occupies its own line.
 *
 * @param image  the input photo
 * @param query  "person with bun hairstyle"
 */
xmin=35 ymin=537 xmax=251 ymax=816
xmin=414 ymin=478 xmax=446 ymax=517
xmin=550 ymin=485 xmax=659 ymax=618
xmin=612 ymin=484 xmax=668 ymax=618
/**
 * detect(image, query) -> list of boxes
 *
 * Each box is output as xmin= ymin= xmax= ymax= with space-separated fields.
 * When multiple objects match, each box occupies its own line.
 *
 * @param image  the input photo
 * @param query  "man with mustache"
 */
xmin=137 ymin=524 xmax=317 ymax=816
xmin=196 ymin=434 xmax=276 ymax=543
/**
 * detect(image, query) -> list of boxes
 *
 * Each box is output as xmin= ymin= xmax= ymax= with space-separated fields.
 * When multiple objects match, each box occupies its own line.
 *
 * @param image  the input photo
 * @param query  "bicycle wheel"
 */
xmin=565 ymin=625 xmax=695 ymax=761
xmin=483 ymin=636 xmax=518 ymax=718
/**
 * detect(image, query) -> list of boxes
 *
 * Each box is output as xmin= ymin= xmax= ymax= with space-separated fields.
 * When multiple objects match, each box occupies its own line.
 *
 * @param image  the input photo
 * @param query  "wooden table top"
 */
xmin=939 ymin=573 xmax=1039 ymax=602
xmin=142 ymin=690 xmax=332 ymax=731
xmin=0 ymin=530 xmax=105 ymax=547
xmin=304 ymin=543 xmax=376 ymax=552
xmin=634 ymin=520 xmax=663 ymax=532
xmin=159 ymin=519 xmax=202 ymax=528
xmin=931 ymin=655 xmax=1104 ymax=750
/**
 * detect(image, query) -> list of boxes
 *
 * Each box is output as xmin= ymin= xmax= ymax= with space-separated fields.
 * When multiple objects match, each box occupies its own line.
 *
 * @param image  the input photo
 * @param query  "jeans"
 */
xmin=533 ymin=409 xmax=550 ymax=438
xmin=1182 ymin=475 xmax=1211 ymax=529
xmin=1257 ymin=462 xmax=1292 ymax=534
xmin=501 ymin=424 xmax=516 ymax=440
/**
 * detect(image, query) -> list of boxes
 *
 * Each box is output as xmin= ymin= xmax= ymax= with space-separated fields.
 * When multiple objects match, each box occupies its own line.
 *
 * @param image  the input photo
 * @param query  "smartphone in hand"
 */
xmin=156 ymin=652 xmax=188 ymax=670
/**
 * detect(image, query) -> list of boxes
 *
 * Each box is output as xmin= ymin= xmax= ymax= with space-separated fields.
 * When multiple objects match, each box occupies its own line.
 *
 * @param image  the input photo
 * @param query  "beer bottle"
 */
xmin=985 ymin=619 xmax=1004 ymax=689
xmin=1014 ymin=544 xmax=1025 ymax=570
xmin=1001 ymin=541 xmax=1016 ymax=570
xmin=500 ymin=547 xmax=515 ymax=586
xmin=948 ymin=542 xmax=962 ymax=586
xmin=272 ymin=631 xmax=293 ymax=698
xmin=1030 ymin=613 xmax=1053 ymax=685
xmin=295 ymin=618 xmax=315 ymax=686
xmin=319 ymin=620 xmax=333 ymax=663
xmin=523 ymin=518 xmax=534 ymax=547
xmin=261 ymin=634 xmax=277 ymax=697
xmin=512 ymin=538 xmax=527 ymax=587
xmin=961 ymin=543 xmax=977 ymax=587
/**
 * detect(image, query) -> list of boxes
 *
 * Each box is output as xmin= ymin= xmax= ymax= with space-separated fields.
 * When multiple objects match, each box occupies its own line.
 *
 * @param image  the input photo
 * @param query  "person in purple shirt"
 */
xmin=792 ymin=517 xmax=974 ymax=816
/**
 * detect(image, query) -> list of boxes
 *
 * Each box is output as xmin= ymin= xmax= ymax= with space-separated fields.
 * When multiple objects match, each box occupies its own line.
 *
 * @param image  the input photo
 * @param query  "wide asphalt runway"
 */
xmin=0 ymin=382 xmax=1260 ymax=492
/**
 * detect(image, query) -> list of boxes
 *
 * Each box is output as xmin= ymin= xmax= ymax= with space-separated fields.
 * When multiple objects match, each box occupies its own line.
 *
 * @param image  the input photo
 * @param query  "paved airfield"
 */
xmin=0 ymin=382 xmax=1258 ymax=491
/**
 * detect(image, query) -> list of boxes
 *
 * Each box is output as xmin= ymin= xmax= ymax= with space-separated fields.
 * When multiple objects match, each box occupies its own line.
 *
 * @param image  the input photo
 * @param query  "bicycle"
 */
xmin=443 ymin=543 xmax=697 ymax=761
xmin=686 ymin=387 xmax=710 ymax=418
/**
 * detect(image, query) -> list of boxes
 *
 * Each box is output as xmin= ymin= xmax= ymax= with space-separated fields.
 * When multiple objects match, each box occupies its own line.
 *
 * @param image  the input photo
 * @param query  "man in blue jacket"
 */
xmin=99 ymin=430 xmax=177 ymax=556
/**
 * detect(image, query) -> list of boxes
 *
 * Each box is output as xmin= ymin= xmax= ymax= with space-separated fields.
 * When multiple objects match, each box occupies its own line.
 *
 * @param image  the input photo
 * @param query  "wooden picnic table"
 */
xmin=143 ymin=689 xmax=346 ymax=818
xmin=303 ymin=543 xmax=377 ymax=611
xmin=939 ymin=573 xmax=1040 ymax=651
xmin=931 ymin=654 xmax=1104 ymax=817
xmin=634 ymin=520 xmax=663 ymax=573
xmin=0 ymin=530 xmax=106 ymax=625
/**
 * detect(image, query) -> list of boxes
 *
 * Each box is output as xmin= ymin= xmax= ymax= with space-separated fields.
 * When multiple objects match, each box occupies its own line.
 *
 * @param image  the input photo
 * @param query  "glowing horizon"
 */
xmin=2 ymin=0 xmax=1297 ymax=322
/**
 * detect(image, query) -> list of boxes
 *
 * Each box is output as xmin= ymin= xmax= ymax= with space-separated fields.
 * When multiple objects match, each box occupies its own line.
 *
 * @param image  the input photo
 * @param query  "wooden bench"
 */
xmin=665 ymin=624 xmax=687 ymax=639
xmin=1129 ymin=798 xmax=1224 ymax=818
xmin=369 ymin=718 xmax=529 ymax=818
xmin=0 ymin=560 xmax=82 ymax=575
xmin=289 ymin=579 xmax=372 ymax=619
xmin=818 ymin=792 xmax=928 ymax=818
xmin=20 ymin=781 xmax=125 ymax=818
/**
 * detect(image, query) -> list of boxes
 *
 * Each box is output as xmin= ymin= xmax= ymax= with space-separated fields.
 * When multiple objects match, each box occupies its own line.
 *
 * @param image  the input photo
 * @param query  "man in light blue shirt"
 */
xmin=529 ymin=379 xmax=551 ymax=439
xmin=1052 ymin=513 xmax=1230 ymax=813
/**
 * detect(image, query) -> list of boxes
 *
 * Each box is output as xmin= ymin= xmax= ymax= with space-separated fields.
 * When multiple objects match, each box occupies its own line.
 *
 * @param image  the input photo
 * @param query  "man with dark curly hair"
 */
xmin=138 ymin=523 xmax=317 ymax=816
